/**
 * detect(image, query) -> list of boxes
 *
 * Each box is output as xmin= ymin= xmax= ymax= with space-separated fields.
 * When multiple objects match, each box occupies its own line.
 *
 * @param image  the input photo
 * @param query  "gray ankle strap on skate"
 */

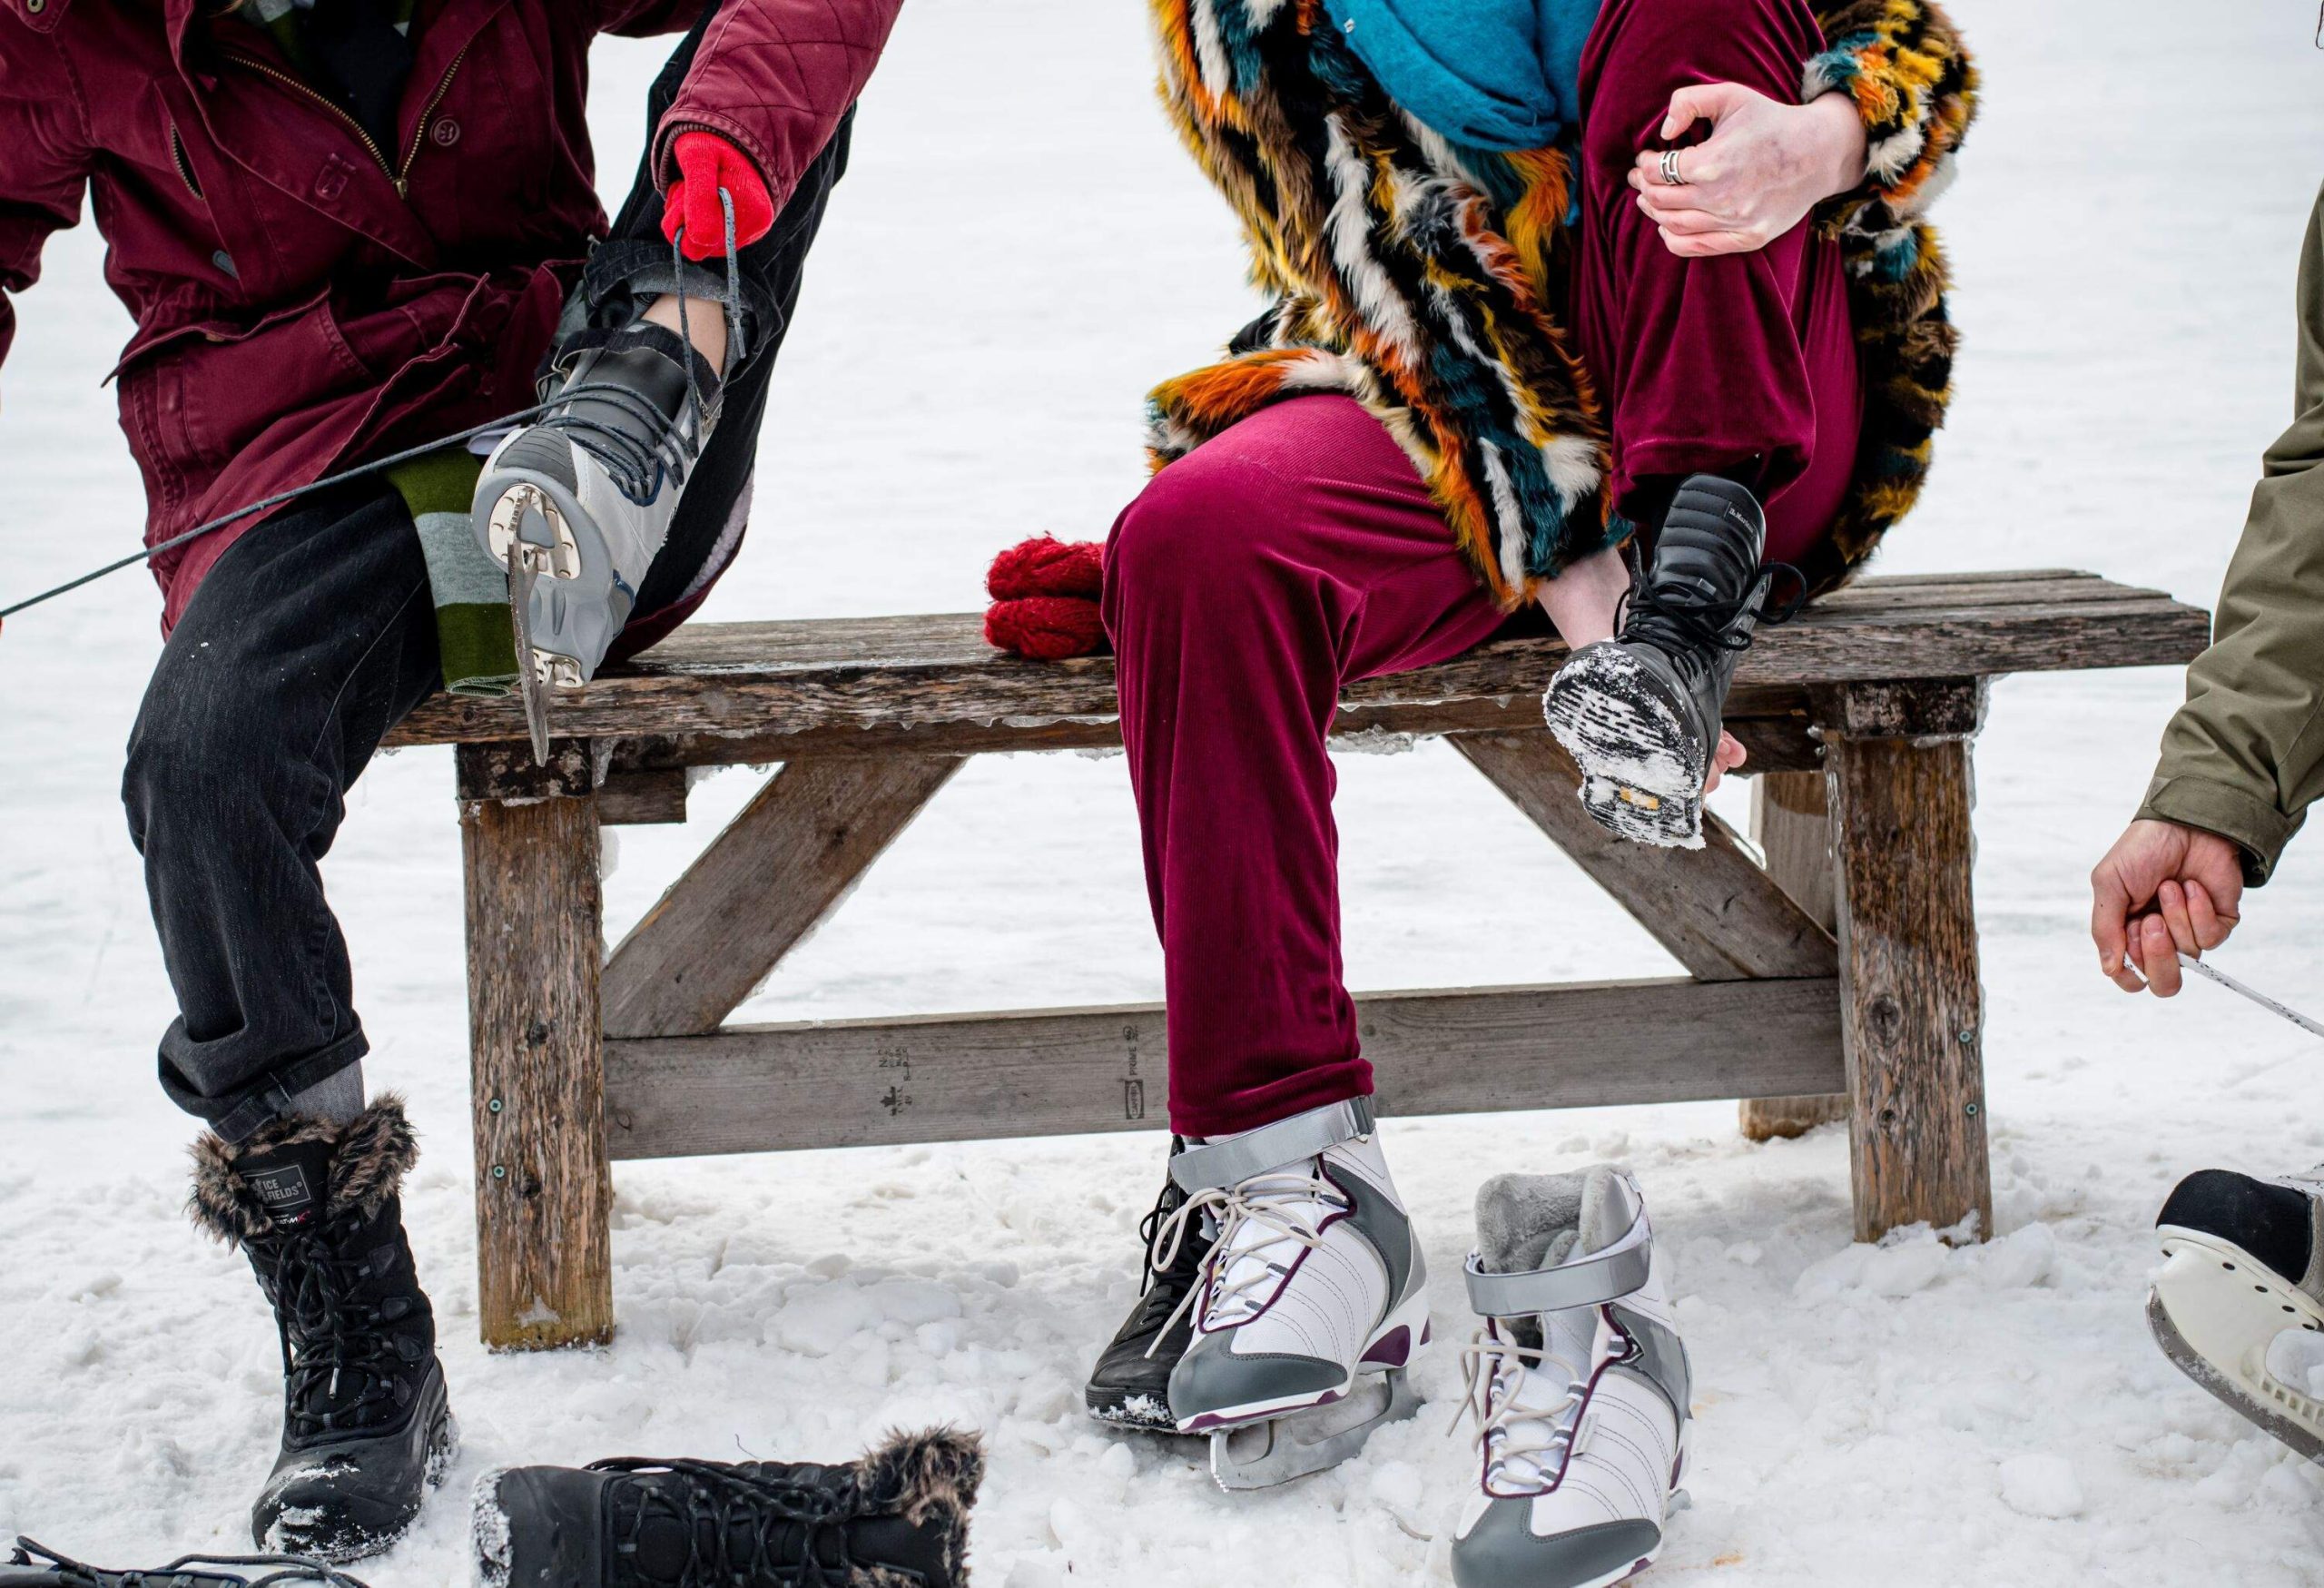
xmin=1463 ymin=1213 xmax=1651 ymax=1318
xmin=1171 ymin=1098 xmax=1375 ymax=1194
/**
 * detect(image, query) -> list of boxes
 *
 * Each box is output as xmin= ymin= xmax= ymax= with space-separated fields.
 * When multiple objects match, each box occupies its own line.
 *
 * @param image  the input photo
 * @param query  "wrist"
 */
xmin=1805 ymin=91 xmax=1869 ymax=198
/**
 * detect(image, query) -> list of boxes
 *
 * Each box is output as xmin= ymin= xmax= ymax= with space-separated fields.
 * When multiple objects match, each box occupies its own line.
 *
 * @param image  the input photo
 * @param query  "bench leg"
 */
xmin=1821 ymin=682 xmax=1994 ymax=1244
xmin=1739 ymin=769 xmax=1849 ymax=1141
xmin=459 ymin=745 xmax=614 ymax=1349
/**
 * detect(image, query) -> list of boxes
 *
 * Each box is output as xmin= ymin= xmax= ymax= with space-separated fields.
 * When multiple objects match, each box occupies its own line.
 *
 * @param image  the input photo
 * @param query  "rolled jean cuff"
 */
xmin=1168 ymin=1058 xmax=1374 ymax=1139
xmin=162 ymin=1026 xmax=371 ymax=1145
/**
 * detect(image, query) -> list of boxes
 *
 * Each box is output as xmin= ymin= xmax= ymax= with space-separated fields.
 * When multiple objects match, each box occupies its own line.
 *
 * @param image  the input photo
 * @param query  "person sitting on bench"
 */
xmin=2090 ymin=177 xmax=2324 ymax=1472
xmin=1081 ymin=0 xmax=1976 ymax=1524
xmin=0 ymin=0 xmax=901 ymax=1561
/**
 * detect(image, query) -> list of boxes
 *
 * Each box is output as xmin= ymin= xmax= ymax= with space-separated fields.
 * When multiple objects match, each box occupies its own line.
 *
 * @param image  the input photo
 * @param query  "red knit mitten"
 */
xmin=663 ymin=132 xmax=776 ymax=261
xmin=983 ymin=537 xmax=1108 ymax=659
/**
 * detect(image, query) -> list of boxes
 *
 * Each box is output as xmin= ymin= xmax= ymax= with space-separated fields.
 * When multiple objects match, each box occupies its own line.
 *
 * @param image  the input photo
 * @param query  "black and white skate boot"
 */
xmin=473 ymin=321 xmax=723 ymax=755
xmin=1450 ymin=1168 xmax=1689 ymax=1588
xmin=2149 ymin=1167 xmax=2324 ymax=1464
xmin=1542 ymin=475 xmax=1794 ymax=849
xmin=1154 ymin=1099 xmax=1429 ymax=1490
xmin=1087 ymin=1141 xmax=1209 ymax=1430
xmin=473 ymin=1428 xmax=983 ymax=1588
xmin=189 ymin=1097 xmax=456 ymax=1563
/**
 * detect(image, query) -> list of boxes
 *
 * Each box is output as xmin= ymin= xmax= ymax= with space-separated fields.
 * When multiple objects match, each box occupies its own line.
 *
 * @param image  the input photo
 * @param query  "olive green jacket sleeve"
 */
xmin=2138 ymin=182 xmax=2324 ymax=884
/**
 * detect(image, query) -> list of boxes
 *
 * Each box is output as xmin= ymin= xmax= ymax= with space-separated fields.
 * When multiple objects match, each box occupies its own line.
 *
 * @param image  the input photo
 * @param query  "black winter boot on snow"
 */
xmin=189 ymin=1096 xmax=455 ymax=1563
xmin=473 ymin=1428 xmax=984 ymax=1588
xmin=1085 ymin=1141 xmax=1206 ymax=1430
xmin=1542 ymin=474 xmax=1798 ymax=849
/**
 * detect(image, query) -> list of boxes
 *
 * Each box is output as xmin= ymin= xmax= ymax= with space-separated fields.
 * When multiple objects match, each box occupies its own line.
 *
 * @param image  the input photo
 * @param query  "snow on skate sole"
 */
xmin=1542 ymin=647 xmax=1706 ymax=849
xmin=2150 ymin=1226 xmax=2324 ymax=1464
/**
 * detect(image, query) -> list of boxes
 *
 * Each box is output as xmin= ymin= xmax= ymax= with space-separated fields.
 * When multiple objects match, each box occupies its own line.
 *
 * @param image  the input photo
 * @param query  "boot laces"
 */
xmin=261 ymin=1227 xmax=406 ymax=1438
xmin=1143 ymin=1161 xmax=1347 ymax=1353
xmin=1452 ymin=1317 xmax=1599 ymax=1496
xmin=530 ymin=186 xmax=748 ymax=509
xmin=588 ymin=1458 xmax=863 ymax=1588
xmin=1129 ymin=1179 xmax=1206 ymax=1329
xmin=1618 ymin=562 xmax=1806 ymax=670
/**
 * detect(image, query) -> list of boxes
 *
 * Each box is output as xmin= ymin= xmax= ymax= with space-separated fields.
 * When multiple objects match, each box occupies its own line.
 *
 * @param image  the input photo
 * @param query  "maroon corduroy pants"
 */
xmin=1103 ymin=0 xmax=1862 ymax=1137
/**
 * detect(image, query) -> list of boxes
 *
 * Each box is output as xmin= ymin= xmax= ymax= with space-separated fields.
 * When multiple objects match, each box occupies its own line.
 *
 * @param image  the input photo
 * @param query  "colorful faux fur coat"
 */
xmin=1144 ymin=0 xmax=1977 ymax=605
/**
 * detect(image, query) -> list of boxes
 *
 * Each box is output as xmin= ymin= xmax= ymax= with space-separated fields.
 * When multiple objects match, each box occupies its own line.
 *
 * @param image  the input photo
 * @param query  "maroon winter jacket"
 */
xmin=0 ymin=0 xmax=902 ymax=632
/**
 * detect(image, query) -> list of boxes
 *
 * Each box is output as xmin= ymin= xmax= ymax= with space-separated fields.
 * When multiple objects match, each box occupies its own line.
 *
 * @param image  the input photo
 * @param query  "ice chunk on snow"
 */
xmin=869 ymin=1277 xmax=962 ymax=1326
xmin=1997 ymin=1455 xmax=2084 ymax=1518
xmin=773 ymin=1281 xmax=881 ymax=1356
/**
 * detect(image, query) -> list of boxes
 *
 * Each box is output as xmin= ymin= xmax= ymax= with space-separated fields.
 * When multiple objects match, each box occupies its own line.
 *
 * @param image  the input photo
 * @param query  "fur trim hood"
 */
xmin=187 ymin=1094 xmax=419 ymax=1248
xmin=1144 ymin=0 xmax=1978 ymax=605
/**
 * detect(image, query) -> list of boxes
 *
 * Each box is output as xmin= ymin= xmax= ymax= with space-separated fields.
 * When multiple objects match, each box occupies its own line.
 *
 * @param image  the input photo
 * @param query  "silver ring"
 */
xmin=1659 ymin=147 xmax=1687 ymax=186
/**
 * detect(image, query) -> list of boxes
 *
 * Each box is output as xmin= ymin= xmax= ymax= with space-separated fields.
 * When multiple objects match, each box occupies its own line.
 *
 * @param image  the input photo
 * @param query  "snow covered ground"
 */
xmin=5 ymin=2 xmax=2324 ymax=1583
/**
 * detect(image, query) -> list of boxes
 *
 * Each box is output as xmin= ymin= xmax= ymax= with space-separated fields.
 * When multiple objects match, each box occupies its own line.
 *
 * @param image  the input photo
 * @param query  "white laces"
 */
xmin=1143 ymin=1162 xmax=1348 ymax=1354
xmin=1452 ymin=1318 xmax=1595 ymax=1494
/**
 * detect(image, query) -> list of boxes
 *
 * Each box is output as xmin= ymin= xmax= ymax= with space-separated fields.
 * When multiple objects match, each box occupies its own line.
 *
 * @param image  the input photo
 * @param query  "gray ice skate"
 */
xmin=1450 ymin=1167 xmax=1689 ymax=1588
xmin=1148 ymin=1099 xmax=1430 ymax=1490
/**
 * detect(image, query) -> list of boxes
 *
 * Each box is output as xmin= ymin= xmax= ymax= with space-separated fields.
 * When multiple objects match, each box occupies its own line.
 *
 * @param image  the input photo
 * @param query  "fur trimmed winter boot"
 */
xmin=474 ymin=1427 xmax=985 ymax=1588
xmin=189 ymin=1095 xmax=455 ymax=1563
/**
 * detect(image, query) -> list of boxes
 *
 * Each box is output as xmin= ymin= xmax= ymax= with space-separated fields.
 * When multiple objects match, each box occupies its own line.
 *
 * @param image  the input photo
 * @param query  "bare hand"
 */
xmin=2089 ymin=819 xmax=2245 ymax=996
xmin=1630 ymin=84 xmax=1868 ymax=258
xmin=1703 ymin=730 xmax=1747 ymax=795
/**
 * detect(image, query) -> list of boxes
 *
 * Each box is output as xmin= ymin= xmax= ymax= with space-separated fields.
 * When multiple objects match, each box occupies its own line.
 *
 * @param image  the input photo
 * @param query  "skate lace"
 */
xmin=262 ymin=1227 xmax=408 ymax=1438
xmin=1143 ymin=1163 xmax=1348 ymax=1352
xmin=530 ymin=188 xmax=747 ymax=508
xmin=1452 ymin=1320 xmax=1594 ymax=1496
xmin=588 ymin=1458 xmax=862 ymax=1588
xmin=1618 ymin=563 xmax=1805 ymax=666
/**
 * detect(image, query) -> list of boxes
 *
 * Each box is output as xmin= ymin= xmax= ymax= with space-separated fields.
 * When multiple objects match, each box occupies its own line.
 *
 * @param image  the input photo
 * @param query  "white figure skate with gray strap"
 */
xmin=1148 ymin=1099 xmax=1430 ymax=1490
xmin=1450 ymin=1167 xmax=1690 ymax=1588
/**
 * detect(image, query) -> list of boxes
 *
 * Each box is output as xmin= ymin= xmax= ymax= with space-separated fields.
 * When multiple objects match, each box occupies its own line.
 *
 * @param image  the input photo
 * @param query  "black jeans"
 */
xmin=123 ymin=30 xmax=853 ymax=1142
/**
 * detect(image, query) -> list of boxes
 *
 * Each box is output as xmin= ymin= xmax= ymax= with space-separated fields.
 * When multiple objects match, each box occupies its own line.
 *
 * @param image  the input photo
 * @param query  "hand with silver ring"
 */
xmin=1628 ymin=82 xmax=1870 ymax=258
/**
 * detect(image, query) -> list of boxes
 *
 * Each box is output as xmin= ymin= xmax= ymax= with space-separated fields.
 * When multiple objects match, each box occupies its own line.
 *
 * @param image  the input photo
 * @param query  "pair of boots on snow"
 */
xmin=1086 ymin=1101 xmax=1691 ymax=1588
xmin=191 ymin=1100 xmax=983 ymax=1586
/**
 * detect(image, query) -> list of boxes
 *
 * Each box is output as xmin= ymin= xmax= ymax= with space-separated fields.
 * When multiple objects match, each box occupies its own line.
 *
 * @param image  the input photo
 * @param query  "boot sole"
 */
xmin=1542 ymin=648 xmax=1707 ymax=850
xmin=474 ymin=473 xmax=626 ymax=685
xmin=2149 ymin=1227 xmax=2324 ymax=1464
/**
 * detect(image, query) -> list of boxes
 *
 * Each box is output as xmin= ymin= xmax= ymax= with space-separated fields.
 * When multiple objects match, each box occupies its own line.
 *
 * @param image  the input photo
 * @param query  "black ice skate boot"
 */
xmin=1542 ymin=475 xmax=1795 ymax=849
xmin=1086 ymin=1141 xmax=1208 ymax=1430
xmin=474 ymin=1428 xmax=983 ymax=1588
xmin=189 ymin=1096 xmax=455 ymax=1563
xmin=2150 ymin=1167 xmax=2324 ymax=1465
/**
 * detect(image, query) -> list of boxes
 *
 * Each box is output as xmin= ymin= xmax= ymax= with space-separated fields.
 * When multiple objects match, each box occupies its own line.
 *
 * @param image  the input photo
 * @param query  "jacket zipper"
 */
xmin=222 ymin=44 xmax=468 ymax=200
xmin=168 ymin=125 xmax=206 ymax=201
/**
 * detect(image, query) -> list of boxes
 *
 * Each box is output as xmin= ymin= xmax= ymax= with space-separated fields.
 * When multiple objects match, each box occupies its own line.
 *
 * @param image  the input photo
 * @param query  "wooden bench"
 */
xmin=384 ymin=569 xmax=2210 ymax=1350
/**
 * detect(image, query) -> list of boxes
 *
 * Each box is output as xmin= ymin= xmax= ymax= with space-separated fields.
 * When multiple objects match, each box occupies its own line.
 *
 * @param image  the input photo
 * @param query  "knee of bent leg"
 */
xmin=122 ymin=648 xmax=288 ymax=848
xmin=1107 ymin=449 xmax=1295 ymax=609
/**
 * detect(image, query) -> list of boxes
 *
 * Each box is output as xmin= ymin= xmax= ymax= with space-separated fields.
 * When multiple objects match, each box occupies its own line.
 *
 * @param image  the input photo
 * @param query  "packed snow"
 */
xmin=5 ymin=1 xmax=2324 ymax=1583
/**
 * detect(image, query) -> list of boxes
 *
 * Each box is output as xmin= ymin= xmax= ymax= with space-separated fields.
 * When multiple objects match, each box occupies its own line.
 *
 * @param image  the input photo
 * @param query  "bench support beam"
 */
xmin=603 ymin=755 xmax=964 ymax=1039
xmin=458 ymin=745 xmax=614 ymax=1350
xmin=1821 ymin=680 xmax=1994 ymax=1243
xmin=1452 ymin=732 xmax=1835 ymax=981
xmin=1739 ymin=770 xmax=1850 ymax=1140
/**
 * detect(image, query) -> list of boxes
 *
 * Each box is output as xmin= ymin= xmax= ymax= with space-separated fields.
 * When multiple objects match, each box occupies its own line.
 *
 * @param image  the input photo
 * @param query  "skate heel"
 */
xmin=1357 ymin=1287 xmax=1433 ymax=1374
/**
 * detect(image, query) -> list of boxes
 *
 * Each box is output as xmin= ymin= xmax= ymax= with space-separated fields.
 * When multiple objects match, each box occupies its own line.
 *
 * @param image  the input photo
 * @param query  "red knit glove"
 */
xmin=983 ymin=538 xmax=1110 ymax=660
xmin=662 ymin=132 xmax=775 ymax=261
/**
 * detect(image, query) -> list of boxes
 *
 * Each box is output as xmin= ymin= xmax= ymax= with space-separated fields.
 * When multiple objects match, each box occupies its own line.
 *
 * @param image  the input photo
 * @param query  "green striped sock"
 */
xmin=384 ymin=449 xmax=517 ymax=698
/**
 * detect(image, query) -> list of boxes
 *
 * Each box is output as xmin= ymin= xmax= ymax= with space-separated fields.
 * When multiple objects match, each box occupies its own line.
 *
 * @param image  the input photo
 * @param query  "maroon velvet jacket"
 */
xmin=0 ymin=0 xmax=901 ymax=630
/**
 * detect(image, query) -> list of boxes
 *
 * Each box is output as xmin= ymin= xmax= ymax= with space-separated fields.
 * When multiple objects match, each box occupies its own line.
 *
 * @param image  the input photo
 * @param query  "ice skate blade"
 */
xmin=1208 ymin=1368 xmax=1419 ymax=1491
xmin=484 ymin=481 xmax=582 ymax=579
xmin=1542 ymin=648 xmax=1707 ymax=850
xmin=2150 ymin=1228 xmax=2324 ymax=1465
xmin=506 ymin=543 xmax=554 ymax=766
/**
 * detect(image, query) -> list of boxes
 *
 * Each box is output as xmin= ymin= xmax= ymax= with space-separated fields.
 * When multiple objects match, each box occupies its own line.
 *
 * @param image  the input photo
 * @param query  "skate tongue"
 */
xmin=1475 ymin=1168 xmax=1630 ymax=1348
xmin=239 ymin=1139 xmax=335 ymax=1231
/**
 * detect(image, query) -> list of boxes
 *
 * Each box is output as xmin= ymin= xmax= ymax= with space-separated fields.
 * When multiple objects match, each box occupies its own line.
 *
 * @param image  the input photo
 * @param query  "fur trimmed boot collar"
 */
xmin=858 ymin=1425 xmax=983 ymax=1583
xmin=188 ymin=1093 xmax=419 ymax=1248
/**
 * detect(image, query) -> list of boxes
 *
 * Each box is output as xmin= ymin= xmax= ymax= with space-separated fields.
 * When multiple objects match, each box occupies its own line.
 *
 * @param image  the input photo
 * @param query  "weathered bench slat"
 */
xmin=603 ymin=756 xmax=963 ymax=1038
xmin=388 ymin=577 xmax=2207 ymax=748
xmin=600 ymin=975 xmax=1845 ymax=1160
xmin=1452 ymin=733 xmax=1837 ymax=981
